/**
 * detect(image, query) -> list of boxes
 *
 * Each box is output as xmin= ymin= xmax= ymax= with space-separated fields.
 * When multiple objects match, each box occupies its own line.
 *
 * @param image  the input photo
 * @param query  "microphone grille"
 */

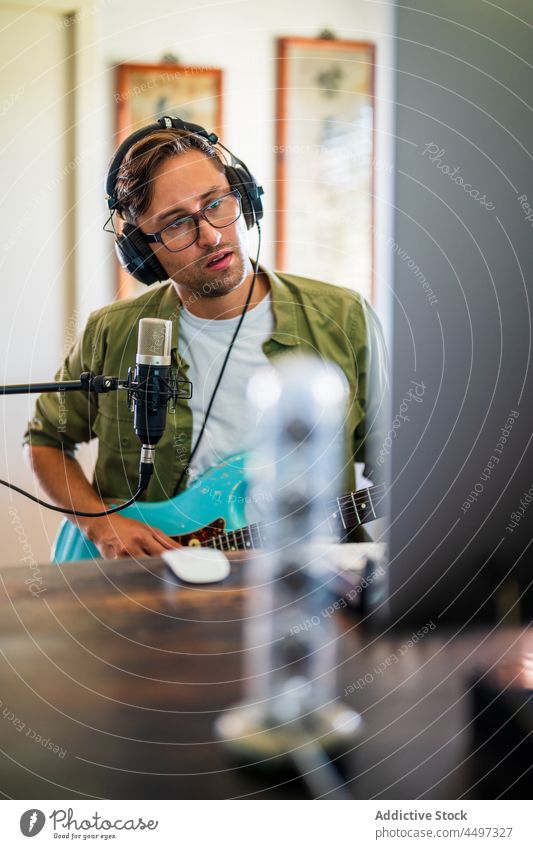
xmin=137 ymin=318 xmax=172 ymax=364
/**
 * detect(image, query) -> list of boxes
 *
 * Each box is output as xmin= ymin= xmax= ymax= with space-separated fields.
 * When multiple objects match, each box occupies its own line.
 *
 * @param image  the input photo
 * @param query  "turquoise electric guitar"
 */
xmin=52 ymin=453 xmax=386 ymax=563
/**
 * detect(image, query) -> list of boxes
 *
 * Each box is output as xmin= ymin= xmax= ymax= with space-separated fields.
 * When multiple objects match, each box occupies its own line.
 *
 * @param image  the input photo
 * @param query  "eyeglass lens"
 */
xmin=161 ymin=192 xmax=241 ymax=251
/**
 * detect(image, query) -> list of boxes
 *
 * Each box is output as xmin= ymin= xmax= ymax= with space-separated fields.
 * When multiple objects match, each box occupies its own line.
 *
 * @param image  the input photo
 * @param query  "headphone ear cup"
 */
xmin=225 ymin=164 xmax=263 ymax=230
xmin=115 ymin=224 xmax=168 ymax=285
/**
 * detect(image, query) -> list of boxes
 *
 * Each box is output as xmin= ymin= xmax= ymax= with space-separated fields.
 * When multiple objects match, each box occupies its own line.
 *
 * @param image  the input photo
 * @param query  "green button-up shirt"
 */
xmin=24 ymin=268 xmax=388 ymax=503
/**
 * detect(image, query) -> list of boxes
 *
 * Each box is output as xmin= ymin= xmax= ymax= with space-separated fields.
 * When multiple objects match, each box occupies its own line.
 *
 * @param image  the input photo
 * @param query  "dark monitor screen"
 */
xmin=379 ymin=0 xmax=533 ymax=627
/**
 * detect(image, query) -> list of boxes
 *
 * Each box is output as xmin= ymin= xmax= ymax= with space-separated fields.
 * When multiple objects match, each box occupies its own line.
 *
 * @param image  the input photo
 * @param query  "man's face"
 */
xmin=136 ymin=149 xmax=251 ymax=301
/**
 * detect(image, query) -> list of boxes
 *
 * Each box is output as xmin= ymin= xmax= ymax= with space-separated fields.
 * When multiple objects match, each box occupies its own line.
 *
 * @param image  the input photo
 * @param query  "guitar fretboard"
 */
xmin=205 ymin=523 xmax=263 ymax=552
xmin=200 ymin=483 xmax=386 ymax=552
xmin=328 ymin=483 xmax=386 ymax=532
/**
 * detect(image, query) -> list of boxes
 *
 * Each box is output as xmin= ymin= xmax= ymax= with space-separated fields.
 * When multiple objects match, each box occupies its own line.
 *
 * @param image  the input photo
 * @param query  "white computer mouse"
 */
xmin=162 ymin=547 xmax=231 ymax=584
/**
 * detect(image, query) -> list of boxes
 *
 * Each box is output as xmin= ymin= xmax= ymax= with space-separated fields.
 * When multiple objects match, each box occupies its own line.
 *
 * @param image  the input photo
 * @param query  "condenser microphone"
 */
xmin=131 ymin=318 xmax=173 ymax=491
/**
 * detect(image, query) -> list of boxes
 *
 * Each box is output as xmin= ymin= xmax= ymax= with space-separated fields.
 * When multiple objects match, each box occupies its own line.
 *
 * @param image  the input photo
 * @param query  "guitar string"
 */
xmin=200 ymin=486 xmax=388 ymax=550
xmin=193 ymin=485 xmax=387 ymax=551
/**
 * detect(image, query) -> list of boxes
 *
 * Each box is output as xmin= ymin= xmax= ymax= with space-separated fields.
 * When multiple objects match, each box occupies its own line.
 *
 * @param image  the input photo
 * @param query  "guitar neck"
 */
xmin=329 ymin=482 xmax=387 ymax=534
xmin=201 ymin=483 xmax=386 ymax=552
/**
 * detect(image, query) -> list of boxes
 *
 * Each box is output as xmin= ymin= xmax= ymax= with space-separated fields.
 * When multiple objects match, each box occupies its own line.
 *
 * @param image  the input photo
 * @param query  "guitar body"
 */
xmin=52 ymin=454 xmax=251 ymax=563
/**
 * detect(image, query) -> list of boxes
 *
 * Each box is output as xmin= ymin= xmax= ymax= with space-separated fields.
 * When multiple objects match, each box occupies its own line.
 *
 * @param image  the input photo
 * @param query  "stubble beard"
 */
xmin=174 ymin=246 xmax=249 ymax=302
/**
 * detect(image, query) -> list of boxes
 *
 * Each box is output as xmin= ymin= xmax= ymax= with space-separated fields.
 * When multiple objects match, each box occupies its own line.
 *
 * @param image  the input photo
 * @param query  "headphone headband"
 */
xmin=105 ymin=116 xmax=219 ymax=209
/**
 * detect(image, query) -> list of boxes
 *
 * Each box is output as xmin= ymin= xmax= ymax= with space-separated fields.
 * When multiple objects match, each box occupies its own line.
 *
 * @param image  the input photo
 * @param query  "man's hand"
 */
xmin=24 ymin=446 xmax=181 ymax=562
xmin=84 ymin=514 xmax=179 ymax=560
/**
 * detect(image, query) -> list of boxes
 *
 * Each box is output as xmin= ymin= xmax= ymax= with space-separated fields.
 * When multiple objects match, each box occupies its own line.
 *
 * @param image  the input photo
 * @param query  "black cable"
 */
xmin=173 ymin=223 xmax=262 ymax=494
xmin=0 ymin=478 xmax=146 ymax=517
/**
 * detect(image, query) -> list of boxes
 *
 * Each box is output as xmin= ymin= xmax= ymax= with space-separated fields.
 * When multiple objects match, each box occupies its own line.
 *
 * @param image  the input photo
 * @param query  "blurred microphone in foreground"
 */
xmin=216 ymin=355 xmax=362 ymax=798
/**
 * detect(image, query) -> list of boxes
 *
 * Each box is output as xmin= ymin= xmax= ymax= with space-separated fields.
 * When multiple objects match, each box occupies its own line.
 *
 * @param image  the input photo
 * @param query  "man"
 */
xmin=23 ymin=122 xmax=388 ymax=560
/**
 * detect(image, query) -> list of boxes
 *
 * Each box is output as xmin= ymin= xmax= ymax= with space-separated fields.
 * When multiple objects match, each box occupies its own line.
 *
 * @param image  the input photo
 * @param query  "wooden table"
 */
xmin=0 ymin=554 xmax=530 ymax=799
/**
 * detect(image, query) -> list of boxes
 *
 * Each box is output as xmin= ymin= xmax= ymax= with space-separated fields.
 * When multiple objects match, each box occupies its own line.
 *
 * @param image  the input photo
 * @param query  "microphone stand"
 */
xmin=0 ymin=372 xmax=123 ymax=396
xmin=0 ymin=370 xmax=192 ymax=401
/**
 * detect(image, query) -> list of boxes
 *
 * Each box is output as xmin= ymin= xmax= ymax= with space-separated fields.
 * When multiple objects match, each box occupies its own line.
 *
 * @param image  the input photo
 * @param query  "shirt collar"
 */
xmin=156 ymin=264 xmax=300 ymax=350
xmin=262 ymin=266 xmax=300 ymax=347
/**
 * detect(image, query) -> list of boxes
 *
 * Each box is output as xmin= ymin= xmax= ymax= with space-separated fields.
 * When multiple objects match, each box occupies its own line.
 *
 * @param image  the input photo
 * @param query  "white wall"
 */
xmin=0 ymin=0 xmax=104 ymax=567
xmin=0 ymin=4 xmax=76 ymax=567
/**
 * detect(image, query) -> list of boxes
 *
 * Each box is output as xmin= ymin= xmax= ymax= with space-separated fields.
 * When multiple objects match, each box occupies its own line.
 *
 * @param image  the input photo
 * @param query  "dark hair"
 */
xmin=112 ymin=129 xmax=226 ymax=224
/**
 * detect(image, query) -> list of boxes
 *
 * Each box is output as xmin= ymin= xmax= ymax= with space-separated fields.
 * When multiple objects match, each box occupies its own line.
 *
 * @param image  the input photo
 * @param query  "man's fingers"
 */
xmin=117 ymin=543 xmax=146 ymax=559
xmin=97 ymin=524 xmax=180 ymax=560
xmin=139 ymin=533 xmax=177 ymax=557
xmin=113 ymin=537 xmax=156 ymax=559
xmin=150 ymin=528 xmax=180 ymax=550
xmin=139 ymin=539 xmax=166 ymax=557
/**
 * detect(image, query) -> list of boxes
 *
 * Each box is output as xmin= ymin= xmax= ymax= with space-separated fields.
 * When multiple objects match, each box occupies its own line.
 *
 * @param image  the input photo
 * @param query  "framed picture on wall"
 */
xmin=276 ymin=37 xmax=375 ymax=302
xmin=114 ymin=62 xmax=223 ymax=296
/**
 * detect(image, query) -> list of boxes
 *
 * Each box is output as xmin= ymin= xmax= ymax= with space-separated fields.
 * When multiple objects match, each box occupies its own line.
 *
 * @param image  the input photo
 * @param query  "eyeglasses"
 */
xmin=142 ymin=189 xmax=242 ymax=253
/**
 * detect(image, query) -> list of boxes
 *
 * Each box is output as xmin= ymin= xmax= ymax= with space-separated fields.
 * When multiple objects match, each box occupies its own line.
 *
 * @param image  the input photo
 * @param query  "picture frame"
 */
xmin=276 ymin=37 xmax=375 ymax=302
xmin=114 ymin=62 xmax=223 ymax=297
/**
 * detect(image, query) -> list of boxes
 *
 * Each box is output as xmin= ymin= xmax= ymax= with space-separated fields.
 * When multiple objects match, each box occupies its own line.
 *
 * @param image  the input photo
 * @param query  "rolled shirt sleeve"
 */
xmin=23 ymin=318 xmax=100 ymax=455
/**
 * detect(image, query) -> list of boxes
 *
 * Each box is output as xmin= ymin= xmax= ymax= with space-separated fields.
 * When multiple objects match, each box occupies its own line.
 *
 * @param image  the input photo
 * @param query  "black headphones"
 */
xmin=105 ymin=115 xmax=264 ymax=286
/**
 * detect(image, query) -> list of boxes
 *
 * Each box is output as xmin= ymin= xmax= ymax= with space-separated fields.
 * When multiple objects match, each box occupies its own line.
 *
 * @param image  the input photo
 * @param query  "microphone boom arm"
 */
xmin=0 ymin=370 xmax=192 ymax=400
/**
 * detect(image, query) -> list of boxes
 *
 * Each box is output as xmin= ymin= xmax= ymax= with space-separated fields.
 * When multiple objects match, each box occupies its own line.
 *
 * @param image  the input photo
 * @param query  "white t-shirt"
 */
xmin=178 ymin=292 xmax=274 ymax=481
